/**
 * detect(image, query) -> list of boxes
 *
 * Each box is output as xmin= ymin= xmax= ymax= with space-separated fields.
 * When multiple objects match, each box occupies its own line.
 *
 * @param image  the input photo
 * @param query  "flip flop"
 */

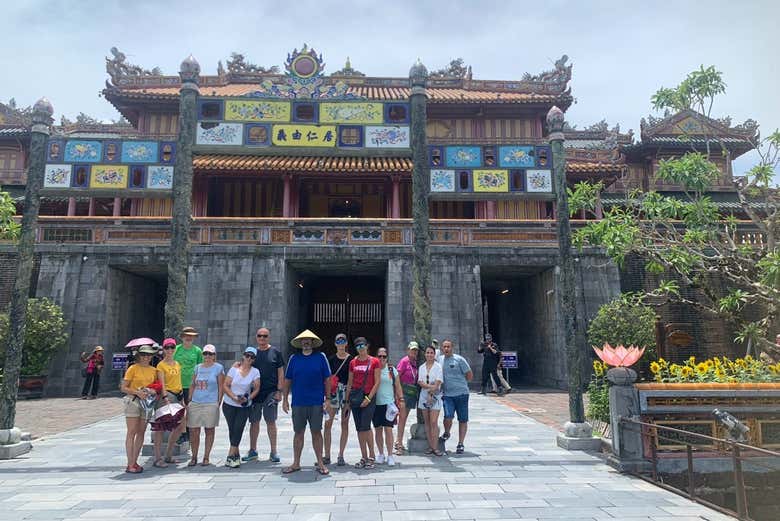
xmin=125 ymin=465 xmax=142 ymax=474
xmin=187 ymin=459 xmax=198 ymax=467
xmin=316 ymin=465 xmax=330 ymax=475
xmin=164 ymin=456 xmax=176 ymax=464
xmin=153 ymin=459 xmax=168 ymax=468
xmin=200 ymin=459 xmax=210 ymax=466
xmin=282 ymin=465 xmax=301 ymax=474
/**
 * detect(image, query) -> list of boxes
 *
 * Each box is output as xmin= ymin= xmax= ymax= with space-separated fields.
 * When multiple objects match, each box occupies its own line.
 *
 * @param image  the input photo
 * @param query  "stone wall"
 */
xmin=1 ymin=243 xmax=620 ymax=396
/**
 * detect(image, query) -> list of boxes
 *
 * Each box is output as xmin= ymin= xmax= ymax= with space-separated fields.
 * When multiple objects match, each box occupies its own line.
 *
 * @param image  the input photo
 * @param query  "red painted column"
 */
xmin=67 ymin=197 xmax=76 ymax=216
xmin=88 ymin=197 xmax=95 ymax=216
xmin=595 ymin=192 xmax=603 ymax=219
xmin=113 ymin=197 xmax=121 ymax=217
xmin=391 ymin=176 xmax=401 ymax=219
xmin=292 ymin=177 xmax=300 ymax=217
xmin=486 ymin=200 xmax=497 ymax=220
xmin=282 ymin=175 xmax=291 ymax=217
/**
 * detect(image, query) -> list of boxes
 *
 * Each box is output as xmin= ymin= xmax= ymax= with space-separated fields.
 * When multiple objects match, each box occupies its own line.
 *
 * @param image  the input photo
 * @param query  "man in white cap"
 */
xmin=282 ymin=329 xmax=333 ymax=475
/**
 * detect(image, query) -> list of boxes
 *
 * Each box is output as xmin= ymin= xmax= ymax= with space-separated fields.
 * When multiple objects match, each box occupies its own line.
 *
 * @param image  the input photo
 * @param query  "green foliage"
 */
xmin=0 ymin=191 xmax=19 ymax=241
xmin=586 ymin=361 xmax=610 ymax=423
xmin=651 ymin=65 xmax=726 ymax=114
xmin=718 ymin=290 xmax=749 ymax=313
xmin=757 ymin=251 xmax=780 ymax=289
xmin=587 ymin=293 xmax=656 ymax=353
xmin=656 ymin=153 xmax=721 ymax=194
xmin=0 ymin=298 xmax=69 ymax=375
xmin=567 ymin=181 xmax=604 ymax=217
xmin=573 ymin=207 xmax=639 ymax=266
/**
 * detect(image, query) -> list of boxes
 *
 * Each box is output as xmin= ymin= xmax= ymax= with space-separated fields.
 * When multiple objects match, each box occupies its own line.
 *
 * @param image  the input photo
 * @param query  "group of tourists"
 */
xmin=120 ymin=326 xmax=475 ymax=475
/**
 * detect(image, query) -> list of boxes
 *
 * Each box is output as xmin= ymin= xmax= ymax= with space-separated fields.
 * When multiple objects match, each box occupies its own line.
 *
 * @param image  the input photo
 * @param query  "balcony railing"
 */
xmin=27 ymin=216 xmax=563 ymax=248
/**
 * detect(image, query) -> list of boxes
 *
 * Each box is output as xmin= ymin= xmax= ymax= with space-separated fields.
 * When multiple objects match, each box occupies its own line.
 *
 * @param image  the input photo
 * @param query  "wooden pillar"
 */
xmin=282 ymin=175 xmax=291 ymax=217
xmin=487 ymin=200 xmax=497 ymax=220
xmin=595 ymin=192 xmax=603 ymax=219
xmin=113 ymin=197 xmax=121 ymax=217
xmin=391 ymin=175 xmax=401 ymax=219
xmin=130 ymin=198 xmax=138 ymax=216
xmin=292 ymin=177 xmax=300 ymax=217
xmin=88 ymin=197 xmax=95 ymax=216
xmin=67 ymin=197 xmax=76 ymax=216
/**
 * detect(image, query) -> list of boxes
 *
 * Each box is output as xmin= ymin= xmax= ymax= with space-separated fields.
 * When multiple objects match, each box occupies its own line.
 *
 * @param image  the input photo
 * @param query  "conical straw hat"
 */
xmin=290 ymin=329 xmax=323 ymax=349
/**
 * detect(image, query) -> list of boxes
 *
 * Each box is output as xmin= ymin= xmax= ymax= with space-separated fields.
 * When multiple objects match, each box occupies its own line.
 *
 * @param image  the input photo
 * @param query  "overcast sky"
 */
xmin=3 ymin=0 xmax=778 ymax=178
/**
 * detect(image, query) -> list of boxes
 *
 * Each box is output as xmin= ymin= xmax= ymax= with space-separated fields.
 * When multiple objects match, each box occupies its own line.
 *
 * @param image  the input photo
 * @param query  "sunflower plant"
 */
xmin=650 ymin=355 xmax=780 ymax=383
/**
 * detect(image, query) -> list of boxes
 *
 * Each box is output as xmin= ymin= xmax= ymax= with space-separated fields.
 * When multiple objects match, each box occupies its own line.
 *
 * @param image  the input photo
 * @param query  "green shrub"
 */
xmin=587 ymin=293 xmax=656 ymax=356
xmin=0 ymin=298 xmax=69 ymax=375
xmin=586 ymin=360 xmax=610 ymax=423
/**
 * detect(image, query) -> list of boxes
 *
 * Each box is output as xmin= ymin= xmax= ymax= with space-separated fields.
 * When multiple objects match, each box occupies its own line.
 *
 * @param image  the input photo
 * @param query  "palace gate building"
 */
xmin=0 ymin=46 xmax=755 ymax=396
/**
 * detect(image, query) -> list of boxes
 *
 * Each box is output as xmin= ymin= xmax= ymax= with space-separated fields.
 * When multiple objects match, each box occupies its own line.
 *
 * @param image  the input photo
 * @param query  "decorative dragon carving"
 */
xmin=105 ymin=47 xmax=161 ymax=83
xmin=225 ymin=53 xmax=280 ymax=74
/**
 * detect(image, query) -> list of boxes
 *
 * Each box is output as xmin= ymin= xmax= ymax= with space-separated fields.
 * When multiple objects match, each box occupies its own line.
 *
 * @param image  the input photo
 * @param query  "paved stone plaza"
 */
xmin=0 ymin=394 xmax=732 ymax=521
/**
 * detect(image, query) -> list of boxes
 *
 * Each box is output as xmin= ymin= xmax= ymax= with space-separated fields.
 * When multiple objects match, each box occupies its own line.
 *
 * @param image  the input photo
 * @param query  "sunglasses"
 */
xmin=256 ymin=334 xmax=268 ymax=338
xmin=138 ymin=352 xmax=152 ymax=357
xmin=163 ymin=346 xmax=176 ymax=350
xmin=378 ymin=355 xmax=387 ymax=359
xmin=335 ymin=339 xmax=347 ymax=344
xmin=203 ymin=352 xmax=215 ymax=356
xmin=243 ymin=353 xmax=256 ymax=359
xmin=356 ymin=344 xmax=367 ymax=349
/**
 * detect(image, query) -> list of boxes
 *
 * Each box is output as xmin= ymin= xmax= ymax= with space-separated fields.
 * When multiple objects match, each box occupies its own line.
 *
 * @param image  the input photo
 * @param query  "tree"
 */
xmin=572 ymin=65 xmax=780 ymax=360
xmin=587 ymin=293 xmax=656 ymax=354
xmin=0 ymin=190 xmax=19 ymax=240
xmin=429 ymin=58 xmax=469 ymax=79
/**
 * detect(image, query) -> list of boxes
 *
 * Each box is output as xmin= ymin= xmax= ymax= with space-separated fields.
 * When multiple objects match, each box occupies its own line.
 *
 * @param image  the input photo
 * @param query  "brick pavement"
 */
xmin=0 ymin=393 xmax=731 ymax=521
xmin=495 ymin=387 xmax=586 ymax=431
xmin=14 ymin=396 xmax=124 ymax=439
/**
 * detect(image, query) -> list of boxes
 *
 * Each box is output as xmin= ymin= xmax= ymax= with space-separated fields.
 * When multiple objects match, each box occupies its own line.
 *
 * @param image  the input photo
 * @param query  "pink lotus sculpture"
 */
xmin=593 ymin=343 xmax=645 ymax=367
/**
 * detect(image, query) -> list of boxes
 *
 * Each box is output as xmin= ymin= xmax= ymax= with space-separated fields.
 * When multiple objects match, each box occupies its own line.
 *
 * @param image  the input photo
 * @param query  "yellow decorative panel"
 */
xmin=473 ymin=170 xmax=508 ymax=192
xmin=224 ymin=100 xmax=291 ymax=122
xmin=90 ymin=165 xmax=128 ymax=189
xmin=319 ymin=102 xmax=384 ymax=124
xmin=271 ymin=124 xmax=337 ymax=147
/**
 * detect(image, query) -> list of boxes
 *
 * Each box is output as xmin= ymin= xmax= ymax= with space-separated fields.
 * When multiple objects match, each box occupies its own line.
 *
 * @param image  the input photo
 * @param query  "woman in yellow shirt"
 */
xmin=120 ymin=345 xmax=160 ymax=474
xmin=153 ymin=338 xmax=187 ymax=468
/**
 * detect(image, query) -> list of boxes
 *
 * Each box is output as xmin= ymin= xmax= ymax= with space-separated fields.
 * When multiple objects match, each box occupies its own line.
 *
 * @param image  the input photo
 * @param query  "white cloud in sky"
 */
xmin=2 ymin=0 xmax=777 ymax=177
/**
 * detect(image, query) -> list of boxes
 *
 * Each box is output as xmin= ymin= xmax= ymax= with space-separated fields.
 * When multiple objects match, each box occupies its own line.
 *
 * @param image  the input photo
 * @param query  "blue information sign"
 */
xmin=112 ymin=353 xmax=129 ymax=371
xmin=501 ymin=351 xmax=518 ymax=369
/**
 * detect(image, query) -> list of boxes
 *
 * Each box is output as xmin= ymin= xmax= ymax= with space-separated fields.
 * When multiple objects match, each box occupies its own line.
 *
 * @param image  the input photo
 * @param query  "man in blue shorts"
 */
xmin=438 ymin=339 xmax=473 ymax=454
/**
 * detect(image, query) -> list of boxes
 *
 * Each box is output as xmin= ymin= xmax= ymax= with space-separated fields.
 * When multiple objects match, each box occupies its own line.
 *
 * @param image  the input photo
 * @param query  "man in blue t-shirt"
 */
xmin=282 ymin=329 xmax=332 ymax=475
xmin=437 ymin=339 xmax=473 ymax=454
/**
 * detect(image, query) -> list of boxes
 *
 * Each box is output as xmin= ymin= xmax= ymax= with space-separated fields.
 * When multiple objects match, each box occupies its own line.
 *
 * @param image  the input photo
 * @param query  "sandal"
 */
xmin=424 ymin=448 xmax=434 ymax=455
xmin=153 ymin=459 xmax=169 ymax=468
xmin=316 ymin=465 xmax=330 ymax=475
xmin=187 ymin=458 xmax=198 ymax=467
xmin=125 ymin=465 xmax=142 ymax=474
xmin=354 ymin=459 xmax=366 ymax=469
xmin=164 ymin=456 xmax=176 ymax=464
xmin=200 ymin=459 xmax=211 ymax=466
xmin=433 ymin=449 xmax=444 ymax=457
xmin=282 ymin=465 xmax=301 ymax=474
xmin=393 ymin=443 xmax=405 ymax=455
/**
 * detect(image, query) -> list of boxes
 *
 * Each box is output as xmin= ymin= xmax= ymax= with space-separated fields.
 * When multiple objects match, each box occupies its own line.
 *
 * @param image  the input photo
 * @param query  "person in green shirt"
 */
xmin=174 ymin=326 xmax=203 ymax=443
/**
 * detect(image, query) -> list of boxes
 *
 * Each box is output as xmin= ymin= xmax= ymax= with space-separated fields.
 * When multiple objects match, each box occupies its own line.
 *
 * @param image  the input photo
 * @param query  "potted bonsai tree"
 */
xmin=0 ymin=298 xmax=68 ymax=398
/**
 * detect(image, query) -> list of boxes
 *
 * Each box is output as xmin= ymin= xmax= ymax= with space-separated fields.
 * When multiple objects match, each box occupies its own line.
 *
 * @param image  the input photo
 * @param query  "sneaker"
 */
xmin=269 ymin=452 xmax=280 ymax=463
xmin=226 ymin=455 xmax=240 ymax=468
xmin=456 ymin=444 xmax=465 ymax=454
xmin=375 ymin=453 xmax=386 ymax=464
xmin=337 ymin=456 xmax=346 ymax=466
xmin=387 ymin=455 xmax=396 ymax=467
xmin=241 ymin=449 xmax=258 ymax=462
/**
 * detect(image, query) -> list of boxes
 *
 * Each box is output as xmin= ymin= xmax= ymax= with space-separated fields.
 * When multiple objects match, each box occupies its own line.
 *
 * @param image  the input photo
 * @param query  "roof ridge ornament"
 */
xmin=243 ymin=45 xmax=364 ymax=100
xmin=105 ymin=47 xmax=162 ymax=84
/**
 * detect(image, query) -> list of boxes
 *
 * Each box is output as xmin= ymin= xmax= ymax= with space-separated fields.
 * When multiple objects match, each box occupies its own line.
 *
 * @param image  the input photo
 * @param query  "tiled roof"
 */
xmin=106 ymin=84 xmax=566 ymax=104
xmin=566 ymin=162 xmax=624 ymax=173
xmin=0 ymin=127 xmax=28 ymax=138
xmin=193 ymin=154 xmax=414 ymax=173
xmin=601 ymin=192 xmax=765 ymax=210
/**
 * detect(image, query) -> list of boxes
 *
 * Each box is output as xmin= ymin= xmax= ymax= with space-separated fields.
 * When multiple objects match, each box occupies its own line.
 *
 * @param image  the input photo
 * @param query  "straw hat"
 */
xmin=181 ymin=326 xmax=199 ymax=337
xmin=137 ymin=345 xmax=157 ymax=355
xmin=94 ymin=345 xmax=104 ymax=352
xmin=290 ymin=329 xmax=323 ymax=349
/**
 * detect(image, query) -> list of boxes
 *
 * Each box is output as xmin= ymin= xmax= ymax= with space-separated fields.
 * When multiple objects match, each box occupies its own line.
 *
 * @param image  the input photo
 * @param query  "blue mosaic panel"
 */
xmin=148 ymin=166 xmax=173 ymax=189
xmin=431 ymin=170 xmax=455 ymax=192
xmin=64 ymin=141 xmax=102 ymax=163
xmin=102 ymin=141 xmax=121 ymax=162
xmin=535 ymin=145 xmax=552 ymax=168
xmin=244 ymin=124 xmax=271 ymax=146
xmin=498 ymin=146 xmax=535 ymax=168
xmin=384 ymin=103 xmax=410 ymax=124
xmin=71 ymin=165 xmax=91 ymax=187
xmin=121 ymin=141 xmax=159 ymax=163
xmin=159 ymin=142 xmax=176 ymax=164
xmin=128 ymin=165 xmax=147 ymax=189
xmin=47 ymin=140 xmax=64 ymax=162
xmin=445 ymin=146 xmax=482 ymax=168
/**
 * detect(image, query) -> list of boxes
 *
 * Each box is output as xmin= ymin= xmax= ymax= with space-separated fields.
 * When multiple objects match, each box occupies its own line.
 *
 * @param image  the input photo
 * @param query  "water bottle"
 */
xmin=323 ymin=406 xmax=331 ymax=422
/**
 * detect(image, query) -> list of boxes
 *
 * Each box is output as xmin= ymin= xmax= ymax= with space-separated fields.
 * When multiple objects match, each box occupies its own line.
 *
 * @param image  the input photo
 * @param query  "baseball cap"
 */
xmin=335 ymin=333 xmax=347 ymax=343
xmin=162 ymin=338 xmax=177 ymax=347
xmin=203 ymin=344 xmax=216 ymax=354
xmin=407 ymin=341 xmax=419 ymax=350
xmin=244 ymin=346 xmax=258 ymax=356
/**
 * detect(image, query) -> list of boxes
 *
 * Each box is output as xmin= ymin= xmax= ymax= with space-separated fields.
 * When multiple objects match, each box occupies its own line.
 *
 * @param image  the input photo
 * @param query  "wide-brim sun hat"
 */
xmin=181 ymin=326 xmax=199 ymax=337
xmin=137 ymin=345 xmax=157 ymax=355
xmin=94 ymin=346 xmax=104 ymax=352
xmin=290 ymin=329 xmax=323 ymax=349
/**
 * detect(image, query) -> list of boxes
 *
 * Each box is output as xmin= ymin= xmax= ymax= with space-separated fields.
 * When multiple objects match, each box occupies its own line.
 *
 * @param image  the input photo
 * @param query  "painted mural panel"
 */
xmin=224 ymin=100 xmax=291 ymax=122
xmin=319 ymin=102 xmax=384 ymax=124
xmin=121 ymin=141 xmax=159 ymax=163
xmin=445 ymin=146 xmax=482 ymax=168
xmin=498 ymin=146 xmax=535 ymax=168
xmin=148 ymin=166 xmax=174 ymax=189
xmin=64 ymin=140 xmax=102 ymax=163
xmin=43 ymin=164 xmax=72 ymax=188
xmin=365 ymin=126 xmax=410 ymax=148
xmin=525 ymin=169 xmax=553 ymax=192
xmin=431 ymin=170 xmax=456 ymax=192
xmin=271 ymin=124 xmax=337 ymax=147
xmin=196 ymin=123 xmax=244 ymax=145
xmin=90 ymin=165 xmax=128 ymax=189
xmin=473 ymin=169 xmax=509 ymax=192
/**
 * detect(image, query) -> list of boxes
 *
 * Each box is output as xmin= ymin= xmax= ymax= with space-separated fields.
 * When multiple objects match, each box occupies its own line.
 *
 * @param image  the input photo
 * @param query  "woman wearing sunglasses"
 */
xmin=418 ymin=345 xmax=444 ymax=456
xmin=372 ymin=348 xmax=404 ymax=466
xmin=152 ymin=338 xmax=188 ymax=468
xmin=120 ymin=344 xmax=160 ymax=473
xmin=187 ymin=343 xmax=224 ymax=467
xmin=222 ymin=346 xmax=261 ymax=468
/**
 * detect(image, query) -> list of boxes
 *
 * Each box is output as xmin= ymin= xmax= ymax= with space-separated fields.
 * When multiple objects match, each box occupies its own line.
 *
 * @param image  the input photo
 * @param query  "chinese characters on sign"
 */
xmin=271 ymin=124 xmax=337 ymax=147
